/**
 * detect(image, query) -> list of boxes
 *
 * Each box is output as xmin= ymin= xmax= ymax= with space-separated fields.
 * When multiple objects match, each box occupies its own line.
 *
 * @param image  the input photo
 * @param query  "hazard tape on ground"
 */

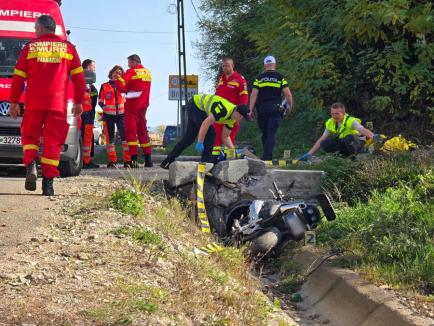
xmin=264 ymin=159 xmax=296 ymax=168
xmin=196 ymin=162 xmax=224 ymax=254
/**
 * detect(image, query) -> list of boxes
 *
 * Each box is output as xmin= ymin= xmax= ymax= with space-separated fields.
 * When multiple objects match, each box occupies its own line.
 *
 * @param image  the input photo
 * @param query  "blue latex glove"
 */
xmin=195 ymin=142 xmax=204 ymax=153
xmin=298 ymin=153 xmax=311 ymax=162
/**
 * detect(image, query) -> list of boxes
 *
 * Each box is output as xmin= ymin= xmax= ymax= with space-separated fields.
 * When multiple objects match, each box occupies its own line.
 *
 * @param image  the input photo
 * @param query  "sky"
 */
xmin=61 ymin=0 xmax=211 ymax=128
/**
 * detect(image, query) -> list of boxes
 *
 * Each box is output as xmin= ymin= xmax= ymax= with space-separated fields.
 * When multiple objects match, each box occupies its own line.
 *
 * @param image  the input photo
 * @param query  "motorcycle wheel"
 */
xmin=251 ymin=227 xmax=282 ymax=256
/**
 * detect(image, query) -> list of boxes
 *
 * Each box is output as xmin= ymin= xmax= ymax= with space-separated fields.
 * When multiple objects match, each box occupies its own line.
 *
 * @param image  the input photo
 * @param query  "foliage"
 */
xmin=317 ymin=171 xmax=434 ymax=293
xmin=299 ymin=149 xmax=434 ymax=203
xmin=111 ymin=189 xmax=143 ymax=217
xmin=197 ymin=0 xmax=434 ymax=143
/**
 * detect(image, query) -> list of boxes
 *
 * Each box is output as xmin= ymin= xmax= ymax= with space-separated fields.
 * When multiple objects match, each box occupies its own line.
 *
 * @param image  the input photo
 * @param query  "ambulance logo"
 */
xmin=106 ymin=92 xmax=113 ymax=100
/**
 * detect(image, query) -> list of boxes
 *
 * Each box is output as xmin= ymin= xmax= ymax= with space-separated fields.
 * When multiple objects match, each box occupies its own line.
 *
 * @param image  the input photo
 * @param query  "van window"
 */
xmin=0 ymin=38 xmax=28 ymax=77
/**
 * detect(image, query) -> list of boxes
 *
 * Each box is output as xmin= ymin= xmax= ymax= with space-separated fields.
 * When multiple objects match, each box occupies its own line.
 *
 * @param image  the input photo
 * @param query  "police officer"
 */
xmin=160 ymin=94 xmax=250 ymax=169
xmin=9 ymin=15 xmax=85 ymax=195
xmin=249 ymin=55 xmax=293 ymax=161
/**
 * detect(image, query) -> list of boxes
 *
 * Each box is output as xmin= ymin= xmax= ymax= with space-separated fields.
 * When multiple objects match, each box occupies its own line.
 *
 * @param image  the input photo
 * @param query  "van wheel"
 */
xmin=59 ymin=138 xmax=83 ymax=177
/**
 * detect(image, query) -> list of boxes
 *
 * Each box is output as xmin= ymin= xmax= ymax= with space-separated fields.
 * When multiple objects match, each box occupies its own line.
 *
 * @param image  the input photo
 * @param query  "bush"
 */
xmin=111 ymin=189 xmax=143 ymax=217
xmin=317 ymin=171 xmax=434 ymax=293
xmin=301 ymin=150 xmax=434 ymax=203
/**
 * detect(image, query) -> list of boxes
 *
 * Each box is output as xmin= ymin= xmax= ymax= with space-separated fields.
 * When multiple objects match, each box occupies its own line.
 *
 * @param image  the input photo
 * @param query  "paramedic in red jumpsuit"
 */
xmin=213 ymin=57 xmax=248 ymax=161
xmin=116 ymin=54 xmax=152 ymax=168
xmin=9 ymin=15 xmax=85 ymax=195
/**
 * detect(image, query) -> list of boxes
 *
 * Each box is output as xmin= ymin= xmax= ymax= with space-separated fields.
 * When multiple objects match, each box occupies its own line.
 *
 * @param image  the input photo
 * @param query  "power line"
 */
xmin=190 ymin=0 xmax=204 ymax=25
xmin=67 ymin=26 xmax=199 ymax=34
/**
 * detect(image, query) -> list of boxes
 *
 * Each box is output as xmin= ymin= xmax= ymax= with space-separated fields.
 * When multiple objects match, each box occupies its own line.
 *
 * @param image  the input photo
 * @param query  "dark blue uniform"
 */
xmin=253 ymin=71 xmax=289 ymax=160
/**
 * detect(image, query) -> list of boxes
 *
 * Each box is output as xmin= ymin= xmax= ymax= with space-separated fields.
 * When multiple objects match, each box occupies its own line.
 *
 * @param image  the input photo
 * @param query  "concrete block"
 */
xmin=240 ymin=169 xmax=324 ymax=200
xmin=246 ymin=158 xmax=267 ymax=176
xmin=168 ymin=161 xmax=213 ymax=188
xmin=212 ymin=159 xmax=249 ymax=184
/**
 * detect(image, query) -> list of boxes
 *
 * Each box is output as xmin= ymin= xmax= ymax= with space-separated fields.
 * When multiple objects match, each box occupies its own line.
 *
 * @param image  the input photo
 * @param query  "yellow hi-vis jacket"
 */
xmin=193 ymin=94 xmax=237 ymax=128
xmin=325 ymin=113 xmax=361 ymax=139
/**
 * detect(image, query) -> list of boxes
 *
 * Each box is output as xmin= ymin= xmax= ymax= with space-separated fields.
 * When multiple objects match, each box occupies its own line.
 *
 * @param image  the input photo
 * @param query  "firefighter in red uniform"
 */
xmin=98 ymin=65 xmax=131 ymax=168
xmin=212 ymin=57 xmax=248 ymax=161
xmin=115 ymin=54 xmax=152 ymax=168
xmin=9 ymin=15 xmax=85 ymax=195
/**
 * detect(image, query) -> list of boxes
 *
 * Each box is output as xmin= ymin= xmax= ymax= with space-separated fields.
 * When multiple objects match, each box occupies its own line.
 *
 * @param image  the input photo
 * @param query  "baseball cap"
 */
xmin=264 ymin=55 xmax=276 ymax=65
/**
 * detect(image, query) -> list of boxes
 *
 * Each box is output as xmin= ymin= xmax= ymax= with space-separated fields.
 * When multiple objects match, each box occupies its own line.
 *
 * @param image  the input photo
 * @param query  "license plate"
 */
xmin=0 ymin=136 xmax=21 ymax=145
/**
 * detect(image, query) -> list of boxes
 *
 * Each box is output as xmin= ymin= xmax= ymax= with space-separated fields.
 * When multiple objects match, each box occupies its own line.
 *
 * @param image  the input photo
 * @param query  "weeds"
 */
xmin=317 ymin=171 xmax=434 ymax=293
xmin=111 ymin=189 xmax=143 ymax=217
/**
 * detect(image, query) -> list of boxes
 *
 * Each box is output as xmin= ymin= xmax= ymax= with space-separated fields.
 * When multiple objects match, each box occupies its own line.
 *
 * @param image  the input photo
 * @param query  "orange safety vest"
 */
xmin=99 ymin=81 xmax=125 ymax=115
xmin=82 ymin=85 xmax=92 ymax=112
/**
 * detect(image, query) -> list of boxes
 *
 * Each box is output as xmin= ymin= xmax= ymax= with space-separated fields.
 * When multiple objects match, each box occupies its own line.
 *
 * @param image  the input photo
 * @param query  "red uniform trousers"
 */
xmin=124 ymin=102 xmax=151 ymax=157
xmin=21 ymin=110 xmax=69 ymax=178
xmin=212 ymin=122 xmax=240 ymax=156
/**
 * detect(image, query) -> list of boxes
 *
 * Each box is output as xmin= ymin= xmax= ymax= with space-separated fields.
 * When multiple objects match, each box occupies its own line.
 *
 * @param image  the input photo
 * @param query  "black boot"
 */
xmin=42 ymin=177 xmax=54 ymax=196
xmin=160 ymin=158 xmax=173 ymax=170
xmin=144 ymin=154 xmax=153 ymax=168
xmin=25 ymin=160 xmax=37 ymax=191
xmin=130 ymin=155 xmax=139 ymax=168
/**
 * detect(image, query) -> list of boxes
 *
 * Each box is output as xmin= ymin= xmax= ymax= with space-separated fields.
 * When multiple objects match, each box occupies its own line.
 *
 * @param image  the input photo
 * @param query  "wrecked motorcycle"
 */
xmin=223 ymin=182 xmax=336 ymax=255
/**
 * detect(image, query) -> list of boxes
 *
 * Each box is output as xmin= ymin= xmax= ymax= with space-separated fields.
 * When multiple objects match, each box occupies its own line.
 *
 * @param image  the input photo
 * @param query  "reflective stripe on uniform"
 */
xmin=126 ymin=91 xmax=142 ymax=99
xmin=239 ymin=90 xmax=248 ymax=95
xmin=23 ymin=144 xmax=39 ymax=151
xmin=118 ymin=77 xmax=126 ymax=86
xmin=27 ymin=51 xmax=73 ymax=60
xmin=14 ymin=69 xmax=27 ymax=78
xmin=257 ymin=82 xmax=282 ymax=88
xmin=204 ymin=95 xmax=215 ymax=114
xmin=70 ymin=66 xmax=83 ymax=75
xmin=128 ymin=141 xmax=138 ymax=146
xmin=227 ymin=81 xmax=239 ymax=87
xmin=140 ymin=143 xmax=151 ymax=148
xmin=41 ymin=157 xmax=59 ymax=166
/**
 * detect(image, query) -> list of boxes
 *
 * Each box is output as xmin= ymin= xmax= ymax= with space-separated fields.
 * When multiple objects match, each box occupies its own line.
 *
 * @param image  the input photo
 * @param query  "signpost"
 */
xmin=168 ymin=75 xmax=198 ymax=101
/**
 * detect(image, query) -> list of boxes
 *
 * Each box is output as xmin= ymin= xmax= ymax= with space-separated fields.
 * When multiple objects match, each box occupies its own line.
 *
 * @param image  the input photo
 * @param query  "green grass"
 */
xmin=298 ymin=150 xmax=434 ymax=203
xmin=110 ymin=189 xmax=143 ymax=217
xmin=317 ymin=170 xmax=434 ymax=294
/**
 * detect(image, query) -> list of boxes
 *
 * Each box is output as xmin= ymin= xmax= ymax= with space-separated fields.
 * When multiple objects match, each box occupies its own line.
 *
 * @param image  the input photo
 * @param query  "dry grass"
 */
xmin=0 ymin=176 xmax=292 ymax=325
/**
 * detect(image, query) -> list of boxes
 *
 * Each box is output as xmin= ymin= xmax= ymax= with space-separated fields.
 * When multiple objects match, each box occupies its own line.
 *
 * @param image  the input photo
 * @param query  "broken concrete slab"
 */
xmin=168 ymin=161 xmax=213 ymax=188
xmin=212 ymin=159 xmax=250 ymax=184
xmin=239 ymin=169 xmax=324 ymax=200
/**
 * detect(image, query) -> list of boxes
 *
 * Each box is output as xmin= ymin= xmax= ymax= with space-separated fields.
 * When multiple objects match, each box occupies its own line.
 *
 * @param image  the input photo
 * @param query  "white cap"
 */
xmin=264 ymin=55 xmax=276 ymax=64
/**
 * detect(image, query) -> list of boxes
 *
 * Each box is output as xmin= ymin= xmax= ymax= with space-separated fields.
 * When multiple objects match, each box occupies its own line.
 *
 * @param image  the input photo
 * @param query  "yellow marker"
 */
xmin=278 ymin=160 xmax=286 ymax=168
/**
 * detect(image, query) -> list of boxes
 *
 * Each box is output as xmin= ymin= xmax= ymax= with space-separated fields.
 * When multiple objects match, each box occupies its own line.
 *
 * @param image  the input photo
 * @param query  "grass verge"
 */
xmin=83 ymin=179 xmax=292 ymax=325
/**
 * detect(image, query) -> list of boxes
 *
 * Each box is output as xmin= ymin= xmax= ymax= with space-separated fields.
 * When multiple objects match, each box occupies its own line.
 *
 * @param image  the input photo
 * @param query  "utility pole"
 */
xmin=177 ymin=0 xmax=188 ymax=136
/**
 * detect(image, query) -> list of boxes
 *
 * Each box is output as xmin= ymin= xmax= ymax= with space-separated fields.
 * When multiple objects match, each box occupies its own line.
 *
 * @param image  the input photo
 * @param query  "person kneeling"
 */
xmin=299 ymin=102 xmax=377 ymax=161
xmin=160 ymin=94 xmax=250 ymax=169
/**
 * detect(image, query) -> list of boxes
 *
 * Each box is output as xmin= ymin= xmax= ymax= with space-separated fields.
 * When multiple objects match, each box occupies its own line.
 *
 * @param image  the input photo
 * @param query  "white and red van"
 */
xmin=0 ymin=0 xmax=82 ymax=176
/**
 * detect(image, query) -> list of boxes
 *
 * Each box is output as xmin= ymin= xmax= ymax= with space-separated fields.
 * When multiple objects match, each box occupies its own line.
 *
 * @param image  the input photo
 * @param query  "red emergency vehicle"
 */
xmin=0 ymin=0 xmax=82 ymax=176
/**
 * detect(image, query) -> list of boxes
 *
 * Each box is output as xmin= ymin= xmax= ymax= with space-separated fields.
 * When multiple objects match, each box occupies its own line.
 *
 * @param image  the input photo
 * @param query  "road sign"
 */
xmin=168 ymin=75 xmax=198 ymax=101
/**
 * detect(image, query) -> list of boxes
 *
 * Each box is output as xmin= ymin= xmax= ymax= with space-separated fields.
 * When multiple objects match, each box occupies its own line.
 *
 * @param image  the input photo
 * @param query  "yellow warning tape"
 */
xmin=196 ymin=162 xmax=224 ymax=254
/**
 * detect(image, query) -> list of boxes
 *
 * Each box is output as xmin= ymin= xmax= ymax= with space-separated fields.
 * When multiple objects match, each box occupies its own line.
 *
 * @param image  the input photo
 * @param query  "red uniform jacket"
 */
xmin=215 ymin=70 xmax=248 ymax=105
xmin=10 ymin=33 xmax=85 ymax=111
xmin=116 ymin=64 xmax=151 ymax=109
